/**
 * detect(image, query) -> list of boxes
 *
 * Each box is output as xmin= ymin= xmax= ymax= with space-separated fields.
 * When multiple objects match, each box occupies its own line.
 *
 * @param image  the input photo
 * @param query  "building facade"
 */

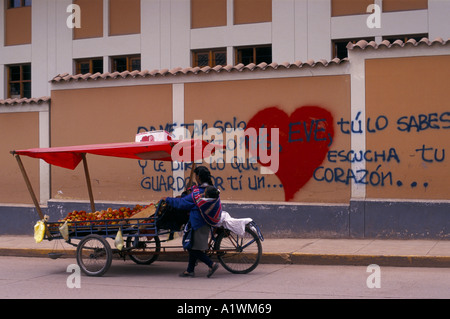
xmin=1 ymin=0 xmax=450 ymax=101
xmin=1 ymin=0 xmax=449 ymax=238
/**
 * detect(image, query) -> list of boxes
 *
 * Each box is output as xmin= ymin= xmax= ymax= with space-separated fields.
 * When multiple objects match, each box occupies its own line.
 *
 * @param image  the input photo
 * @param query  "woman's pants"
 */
xmin=187 ymin=249 xmax=213 ymax=273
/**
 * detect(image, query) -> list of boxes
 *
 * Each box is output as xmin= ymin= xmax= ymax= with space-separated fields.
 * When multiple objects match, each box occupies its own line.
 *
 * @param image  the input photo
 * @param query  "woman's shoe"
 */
xmin=179 ymin=271 xmax=194 ymax=277
xmin=207 ymin=263 xmax=219 ymax=278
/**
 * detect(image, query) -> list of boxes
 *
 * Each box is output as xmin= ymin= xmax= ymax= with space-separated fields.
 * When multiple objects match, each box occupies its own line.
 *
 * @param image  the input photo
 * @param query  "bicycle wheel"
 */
xmin=214 ymin=226 xmax=262 ymax=274
xmin=76 ymin=234 xmax=112 ymax=277
xmin=125 ymin=235 xmax=161 ymax=265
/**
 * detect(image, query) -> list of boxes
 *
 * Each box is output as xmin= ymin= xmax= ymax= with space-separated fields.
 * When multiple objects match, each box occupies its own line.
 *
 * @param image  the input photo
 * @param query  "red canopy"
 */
xmin=13 ymin=139 xmax=222 ymax=170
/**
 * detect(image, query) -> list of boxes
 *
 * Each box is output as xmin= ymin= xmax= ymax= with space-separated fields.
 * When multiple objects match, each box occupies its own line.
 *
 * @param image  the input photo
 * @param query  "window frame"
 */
xmin=234 ymin=45 xmax=272 ymax=65
xmin=7 ymin=0 xmax=31 ymax=9
xmin=110 ymin=55 xmax=141 ymax=73
xmin=74 ymin=58 xmax=103 ymax=75
xmin=332 ymin=38 xmax=375 ymax=59
xmin=7 ymin=63 xmax=31 ymax=99
xmin=192 ymin=48 xmax=227 ymax=68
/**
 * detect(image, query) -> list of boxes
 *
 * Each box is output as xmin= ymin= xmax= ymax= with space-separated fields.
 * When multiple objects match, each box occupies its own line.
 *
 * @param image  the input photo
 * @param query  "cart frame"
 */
xmin=11 ymin=136 xmax=264 ymax=276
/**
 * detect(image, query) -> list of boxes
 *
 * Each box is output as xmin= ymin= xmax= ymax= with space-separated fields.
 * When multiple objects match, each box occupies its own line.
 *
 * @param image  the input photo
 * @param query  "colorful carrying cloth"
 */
xmin=191 ymin=186 xmax=222 ymax=226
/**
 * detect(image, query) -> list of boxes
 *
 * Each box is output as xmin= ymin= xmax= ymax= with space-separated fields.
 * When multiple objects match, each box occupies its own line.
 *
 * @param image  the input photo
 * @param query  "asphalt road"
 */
xmin=0 ymin=256 xmax=449 ymax=300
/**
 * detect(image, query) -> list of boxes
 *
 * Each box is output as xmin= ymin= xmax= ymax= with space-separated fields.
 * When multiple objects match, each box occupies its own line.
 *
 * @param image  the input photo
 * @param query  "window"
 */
xmin=332 ymin=38 xmax=374 ymax=59
xmin=192 ymin=49 xmax=226 ymax=67
xmin=7 ymin=0 xmax=31 ymax=8
xmin=75 ymin=58 xmax=103 ymax=74
xmin=7 ymin=64 xmax=31 ymax=99
xmin=235 ymin=45 xmax=272 ymax=65
xmin=111 ymin=55 xmax=141 ymax=72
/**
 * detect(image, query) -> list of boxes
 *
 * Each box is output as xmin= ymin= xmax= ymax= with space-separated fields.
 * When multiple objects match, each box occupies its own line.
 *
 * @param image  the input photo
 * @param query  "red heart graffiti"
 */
xmin=246 ymin=106 xmax=334 ymax=201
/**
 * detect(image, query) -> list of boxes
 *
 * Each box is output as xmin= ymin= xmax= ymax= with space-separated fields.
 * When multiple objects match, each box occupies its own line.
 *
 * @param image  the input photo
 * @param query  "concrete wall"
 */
xmin=2 ymin=0 xmax=450 ymax=98
xmin=1 ymin=42 xmax=449 ymax=238
xmin=0 ymin=111 xmax=40 ymax=204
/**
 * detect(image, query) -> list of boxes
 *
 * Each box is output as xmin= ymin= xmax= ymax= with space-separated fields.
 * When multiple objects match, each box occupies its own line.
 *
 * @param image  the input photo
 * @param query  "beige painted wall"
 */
xmin=185 ymin=75 xmax=351 ymax=203
xmin=0 ymin=112 xmax=39 ymax=203
xmin=365 ymin=55 xmax=450 ymax=200
xmin=73 ymin=0 xmax=103 ymax=39
xmin=48 ymin=75 xmax=350 ymax=205
xmin=6 ymin=54 xmax=448 ymax=207
xmin=4 ymin=6 xmax=31 ymax=46
xmin=331 ymin=0 xmax=427 ymax=16
xmin=382 ymin=0 xmax=427 ymax=12
xmin=191 ymin=0 xmax=227 ymax=29
xmin=331 ymin=0 xmax=374 ymax=16
xmin=51 ymin=85 xmax=173 ymax=203
xmin=234 ymin=0 xmax=272 ymax=24
xmin=109 ymin=0 xmax=140 ymax=36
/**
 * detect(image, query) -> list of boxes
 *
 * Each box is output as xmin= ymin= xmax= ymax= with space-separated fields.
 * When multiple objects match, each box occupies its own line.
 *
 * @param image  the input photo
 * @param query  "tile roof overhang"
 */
xmin=50 ymin=37 xmax=449 ymax=85
xmin=50 ymin=58 xmax=348 ymax=83
xmin=0 ymin=96 xmax=50 ymax=106
xmin=3 ymin=37 xmax=448 ymax=104
xmin=347 ymin=37 xmax=449 ymax=51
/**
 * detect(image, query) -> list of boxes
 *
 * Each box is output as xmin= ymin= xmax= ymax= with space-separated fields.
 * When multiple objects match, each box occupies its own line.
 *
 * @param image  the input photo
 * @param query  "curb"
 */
xmin=0 ymin=248 xmax=75 ymax=258
xmin=1 ymin=248 xmax=449 ymax=268
xmin=261 ymin=252 xmax=450 ymax=268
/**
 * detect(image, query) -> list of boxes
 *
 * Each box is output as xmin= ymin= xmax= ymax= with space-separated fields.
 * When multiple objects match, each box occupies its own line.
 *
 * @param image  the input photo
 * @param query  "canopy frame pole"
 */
xmin=14 ymin=154 xmax=45 ymax=220
xmin=81 ymin=153 xmax=96 ymax=213
xmin=14 ymin=153 xmax=52 ymax=238
xmin=186 ymin=162 xmax=197 ymax=191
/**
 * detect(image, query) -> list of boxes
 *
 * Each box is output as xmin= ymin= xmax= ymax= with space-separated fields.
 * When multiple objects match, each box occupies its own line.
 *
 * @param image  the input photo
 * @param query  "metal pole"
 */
xmin=81 ymin=153 xmax=96 ymax=213
xmin=186 ymin=162 xmax=196 ymax=192
xmin=14 ymin=154 xmax=45 ymax=220
xmin=14 ymin=154 xmax=52 ymax=238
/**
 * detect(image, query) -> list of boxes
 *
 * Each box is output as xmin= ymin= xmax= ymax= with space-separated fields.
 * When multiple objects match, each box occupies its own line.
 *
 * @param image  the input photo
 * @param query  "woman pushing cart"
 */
xmin=11 ymin=131 xmax=263 ymax=277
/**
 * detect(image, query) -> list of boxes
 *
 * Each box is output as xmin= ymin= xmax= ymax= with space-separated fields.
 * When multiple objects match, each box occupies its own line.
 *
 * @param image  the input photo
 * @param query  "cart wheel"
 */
xmin=76 ymin=234 xmax=112 ymax=277
xmin=214 ymin=226 xmax=262 ymax=274
xmin=126 ymin=235 xmax=161 ymax=265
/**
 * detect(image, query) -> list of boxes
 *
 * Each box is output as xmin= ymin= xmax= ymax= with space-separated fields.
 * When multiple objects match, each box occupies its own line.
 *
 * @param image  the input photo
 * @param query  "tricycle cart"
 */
xmin=11 ymin=132 xmax=263 ymax=276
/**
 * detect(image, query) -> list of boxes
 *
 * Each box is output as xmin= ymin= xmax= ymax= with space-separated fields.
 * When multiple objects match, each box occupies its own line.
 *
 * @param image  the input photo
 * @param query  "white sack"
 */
xmin=217 ymin=211 xmax=252 ymax=237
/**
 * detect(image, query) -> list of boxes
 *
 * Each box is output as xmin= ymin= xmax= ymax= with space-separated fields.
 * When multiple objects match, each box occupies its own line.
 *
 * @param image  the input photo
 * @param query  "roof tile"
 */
xmin=50 ymin=57 xmax=348 ymax=83
xmin=0 ymin=96 xmax=50 ymax=106
xmin=347 ymin=37 xmax=449 ymax=50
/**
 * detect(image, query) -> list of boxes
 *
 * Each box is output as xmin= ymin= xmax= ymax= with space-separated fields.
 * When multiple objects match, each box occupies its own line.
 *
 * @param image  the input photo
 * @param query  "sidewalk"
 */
xmin=0 ymin=235 xmax=449 ymax=267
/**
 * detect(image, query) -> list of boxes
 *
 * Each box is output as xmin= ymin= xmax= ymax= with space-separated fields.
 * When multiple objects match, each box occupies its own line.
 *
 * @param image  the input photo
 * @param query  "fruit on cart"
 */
xmin=56 ymin=203 xmax=155 ymax=226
